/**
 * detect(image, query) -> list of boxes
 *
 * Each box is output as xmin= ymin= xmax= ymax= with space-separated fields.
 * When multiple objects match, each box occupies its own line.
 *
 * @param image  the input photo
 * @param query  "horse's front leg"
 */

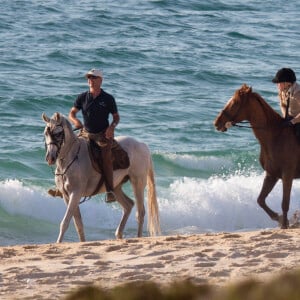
xmin=280 ymin=177 xmax=293 ymax=229
xmin=257 ymin=174 xmax=279 ymax=221
xmin=73 ymin=206 xmax=85 ymax=242
xmin=57 ymin=192 xmax=81 ymax=243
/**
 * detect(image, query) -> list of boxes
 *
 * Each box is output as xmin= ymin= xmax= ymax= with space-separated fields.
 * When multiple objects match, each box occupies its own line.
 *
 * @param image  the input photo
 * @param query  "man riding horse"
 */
xmin=49 ymin=68 xmax=120 ymax=203
xmin=68 ymin=68 xmax=120 ymax=203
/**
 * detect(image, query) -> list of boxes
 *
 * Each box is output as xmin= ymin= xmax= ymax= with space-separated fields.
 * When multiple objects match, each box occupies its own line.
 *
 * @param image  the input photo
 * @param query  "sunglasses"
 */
xmin=87 ymin=75 xmax=99 ymax=80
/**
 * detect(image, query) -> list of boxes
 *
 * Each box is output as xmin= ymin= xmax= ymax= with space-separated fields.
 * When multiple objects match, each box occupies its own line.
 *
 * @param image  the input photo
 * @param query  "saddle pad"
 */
xmin=87 ymin=139 xmax=130 ymax=173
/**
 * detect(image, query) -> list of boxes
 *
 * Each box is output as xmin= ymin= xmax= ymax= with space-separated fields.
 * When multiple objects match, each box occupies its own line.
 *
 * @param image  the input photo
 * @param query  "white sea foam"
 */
xmin=0 ymin=179 xmax=119 ymax=230
xmin=159 ymin=173 xmax=300 ymax=234
xmin=1 ymin=174 xmax=300 ymax=241
xmin=165 ymin=153 xmax=233 ymax=172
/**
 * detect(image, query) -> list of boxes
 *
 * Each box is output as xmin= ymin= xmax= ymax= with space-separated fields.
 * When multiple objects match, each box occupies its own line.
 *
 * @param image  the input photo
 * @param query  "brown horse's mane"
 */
xmin=236 ymin=84 xmax=282 ymax=123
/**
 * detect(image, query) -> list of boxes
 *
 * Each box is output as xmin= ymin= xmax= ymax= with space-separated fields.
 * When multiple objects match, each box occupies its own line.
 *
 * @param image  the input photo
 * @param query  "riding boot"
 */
xmin=48 ymin=188 xmax=63 ymax=198
xmin=101 ymin=142 xmax=116 ymax=203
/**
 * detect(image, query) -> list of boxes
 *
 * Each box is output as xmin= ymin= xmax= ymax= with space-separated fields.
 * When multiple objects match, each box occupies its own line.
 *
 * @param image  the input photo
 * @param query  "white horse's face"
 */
xmin=42 ymin=113 xmax=64 ymax=165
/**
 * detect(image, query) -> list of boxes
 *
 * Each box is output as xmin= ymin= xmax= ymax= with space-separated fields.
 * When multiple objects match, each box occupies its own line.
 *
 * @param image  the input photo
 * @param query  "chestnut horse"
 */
xmin=214 ymin=84 xmax=300 ymax=229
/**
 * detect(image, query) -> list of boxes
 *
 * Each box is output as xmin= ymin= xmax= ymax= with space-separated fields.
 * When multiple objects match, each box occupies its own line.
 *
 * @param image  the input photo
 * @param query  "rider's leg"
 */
xmin=101 ymin=141 xmax=116 ymax=203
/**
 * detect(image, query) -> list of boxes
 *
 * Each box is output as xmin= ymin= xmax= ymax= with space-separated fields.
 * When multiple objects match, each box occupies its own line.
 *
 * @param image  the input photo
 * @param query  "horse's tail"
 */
xmin=147 ymin=156 xmax=161 ymax=236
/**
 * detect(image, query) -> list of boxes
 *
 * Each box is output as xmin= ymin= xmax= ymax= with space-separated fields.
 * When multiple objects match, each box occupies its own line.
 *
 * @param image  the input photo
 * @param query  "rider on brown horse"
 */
xmin=272 ymin=68 xmax=300 ymax=140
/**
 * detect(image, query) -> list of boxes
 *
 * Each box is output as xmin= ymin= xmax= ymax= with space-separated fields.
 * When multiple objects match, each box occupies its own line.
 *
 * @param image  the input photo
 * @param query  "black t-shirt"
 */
xmin=74 ymin=89 xmax=118 ymax=133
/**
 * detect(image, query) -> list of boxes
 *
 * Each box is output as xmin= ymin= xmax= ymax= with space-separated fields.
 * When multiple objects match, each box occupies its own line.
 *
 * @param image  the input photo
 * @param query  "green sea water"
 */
xmin=0 ymin=0 xmax=300 ymax=245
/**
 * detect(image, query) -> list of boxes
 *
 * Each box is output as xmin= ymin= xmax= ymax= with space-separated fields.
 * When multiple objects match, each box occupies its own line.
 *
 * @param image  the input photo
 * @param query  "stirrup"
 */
xmin=105 ymin=191 xmax=116 ymax=203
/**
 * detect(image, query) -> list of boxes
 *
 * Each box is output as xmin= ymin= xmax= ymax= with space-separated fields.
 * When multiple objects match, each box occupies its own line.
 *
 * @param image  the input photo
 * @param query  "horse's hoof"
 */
xmin=279 ymin=217 xmax=289 ymax=229
xmin=275 ymin=214 xmax=282 ymax=226
xmin=105 ymin=191 xmax=117 ymax=203
xmin=115 ymin=233 xmax=123 ymax=239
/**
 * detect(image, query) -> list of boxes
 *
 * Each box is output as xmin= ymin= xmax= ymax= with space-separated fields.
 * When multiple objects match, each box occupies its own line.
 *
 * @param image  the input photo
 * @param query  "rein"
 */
xmin=232 ymin=121 xmax=253 ymax=128
xmin=54 ymin=140 xmax=95 ymax=205
xmin=55 ymin=143 xmax=81 ymax=177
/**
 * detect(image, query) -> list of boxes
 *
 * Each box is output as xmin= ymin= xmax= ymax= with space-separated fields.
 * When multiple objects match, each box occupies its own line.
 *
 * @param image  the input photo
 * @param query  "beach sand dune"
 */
xmin=1 ymin=229 xmax=300 ymax=299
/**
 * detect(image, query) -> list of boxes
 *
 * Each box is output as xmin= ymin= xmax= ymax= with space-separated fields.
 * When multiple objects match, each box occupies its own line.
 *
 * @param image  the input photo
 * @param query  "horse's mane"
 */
xmin=52 ymin=112 xmax=71 ymax=128
xmin=50 ymin=112 xmax=75 ymax=135
xmin=237 ymin=84 xmax=282 ymax=122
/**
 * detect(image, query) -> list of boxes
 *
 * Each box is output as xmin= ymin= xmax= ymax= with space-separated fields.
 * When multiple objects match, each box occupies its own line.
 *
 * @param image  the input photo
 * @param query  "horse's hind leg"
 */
xmin=280 ymin=177 xmax=293 ymax=229
xmin=73 ymin=206 xmax=85 ymax=242
xmin=257 ymin=174 xmax=279 ymax=221
xmin=114 ymin=185 xmax=134 ymax=239
xmin=131 ymin=178 xmax=146 ymax=237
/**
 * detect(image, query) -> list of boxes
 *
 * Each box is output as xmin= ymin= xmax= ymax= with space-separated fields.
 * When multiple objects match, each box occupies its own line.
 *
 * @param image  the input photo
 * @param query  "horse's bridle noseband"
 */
xmin=44 ymin=124 xmax=65 ymax=156
xmin=221 ymin=109 xmax=237 ymax=124
xmin=221 ymin=95 xmax=264 ymax=129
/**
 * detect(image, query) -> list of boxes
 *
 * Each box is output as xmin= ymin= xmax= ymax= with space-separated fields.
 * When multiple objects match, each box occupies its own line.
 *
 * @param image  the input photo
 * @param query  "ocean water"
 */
xmin=1 ymin=0 xmax=300 ymax=246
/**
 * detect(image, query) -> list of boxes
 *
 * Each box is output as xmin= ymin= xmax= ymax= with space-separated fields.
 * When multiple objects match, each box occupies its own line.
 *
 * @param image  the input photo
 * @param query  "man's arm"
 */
xmin=111 ymin=112 xmax=120 ymax=128
xmin=68 ymin=107 xmax=83 ymax=129
xmin=106 ymin=112 xmax=120 ymax=139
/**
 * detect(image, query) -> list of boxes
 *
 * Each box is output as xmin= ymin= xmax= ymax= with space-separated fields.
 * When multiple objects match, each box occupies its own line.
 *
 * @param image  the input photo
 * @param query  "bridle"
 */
xmin=44 ymin=124 xmax=65 ymax=157
xmin=45 ymin=121 xmax=98 ymax=204
xmin=221 ymin=109 xmax=252 ymax=128
xmin=45 ymin=122 xmax=85 ymax=201
xmin=45 ymin=123 xmax=81 ymax=176
xmin=221 ymin=94 xmax=267 ymax=129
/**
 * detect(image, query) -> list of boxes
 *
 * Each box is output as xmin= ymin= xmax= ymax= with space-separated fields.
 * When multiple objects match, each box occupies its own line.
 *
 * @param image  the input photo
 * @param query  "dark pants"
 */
xmin=82 ymin=128 xmax=114 ymax=192
xmin=295 ymin=123 xmax=300 ymax=141
xmin=100 ymin=140 xmax=114 ymax=192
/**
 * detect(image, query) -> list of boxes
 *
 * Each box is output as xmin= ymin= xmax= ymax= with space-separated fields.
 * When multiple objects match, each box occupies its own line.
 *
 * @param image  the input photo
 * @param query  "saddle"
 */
xmin=87 ymin=138 xmax=130 ymax=174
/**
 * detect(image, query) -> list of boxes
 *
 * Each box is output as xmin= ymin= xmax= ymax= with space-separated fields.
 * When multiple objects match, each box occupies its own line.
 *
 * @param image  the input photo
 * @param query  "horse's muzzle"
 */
xmin=214 ymin=119 xmax=227 ymax=132
xmin=45 ymin=151 xmax=57 ymax=165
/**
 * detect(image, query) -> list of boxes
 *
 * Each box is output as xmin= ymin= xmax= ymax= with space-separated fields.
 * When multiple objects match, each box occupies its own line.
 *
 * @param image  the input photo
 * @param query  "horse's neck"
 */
xmin=249 ymin=97 xmax=282 ymax=148
xmin=58 ymin=130 xmax=80 ymax=163
xmin=251 ymin=117 xmax=281 ymax=152
xmin=249 ymin=95 xmax=280 ymax=126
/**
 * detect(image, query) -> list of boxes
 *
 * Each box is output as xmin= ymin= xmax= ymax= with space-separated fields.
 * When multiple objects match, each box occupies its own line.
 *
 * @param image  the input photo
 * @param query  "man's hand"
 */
xmin=71 ymin=118 xmax=83 ymax=129
xmin=105 ymin=125 xmax=115 ymax=139
xmin=69 ymin=107 xmax=83 ymax=129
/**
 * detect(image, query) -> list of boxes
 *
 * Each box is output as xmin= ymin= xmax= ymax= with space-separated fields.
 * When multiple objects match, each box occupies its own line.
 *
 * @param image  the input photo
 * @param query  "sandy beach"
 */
xmin=1 ymin=228 xmax=300 ymax=299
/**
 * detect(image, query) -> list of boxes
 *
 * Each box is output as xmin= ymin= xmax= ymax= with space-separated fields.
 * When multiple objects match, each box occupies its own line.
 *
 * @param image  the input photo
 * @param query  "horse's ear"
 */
xmin=245 ymin=85 xmax=252 ymax=94
xmin=42 ymin=113 xmax=50 ymax=123
xmin=240 ymin=84 xmax=252 ymax=95
xmin=53 ymin=112 xmax=61 ymax=122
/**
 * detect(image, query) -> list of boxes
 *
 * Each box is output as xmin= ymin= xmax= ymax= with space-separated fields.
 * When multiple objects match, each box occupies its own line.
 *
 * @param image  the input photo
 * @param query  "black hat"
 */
xmin=272 ymin=68 xmax=296 ymax=83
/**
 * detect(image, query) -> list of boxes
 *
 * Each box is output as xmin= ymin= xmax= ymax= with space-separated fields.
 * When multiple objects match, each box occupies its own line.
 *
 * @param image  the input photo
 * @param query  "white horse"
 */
xmin=42 ymin=112 xmax=161 ymax=243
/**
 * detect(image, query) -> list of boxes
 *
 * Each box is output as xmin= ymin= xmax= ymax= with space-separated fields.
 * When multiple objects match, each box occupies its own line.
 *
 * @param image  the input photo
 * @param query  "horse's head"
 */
xmin=42 ymin=112 xmax=66 ymax=165
xmin=214 ymin=84 xmax=252 ymax=132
